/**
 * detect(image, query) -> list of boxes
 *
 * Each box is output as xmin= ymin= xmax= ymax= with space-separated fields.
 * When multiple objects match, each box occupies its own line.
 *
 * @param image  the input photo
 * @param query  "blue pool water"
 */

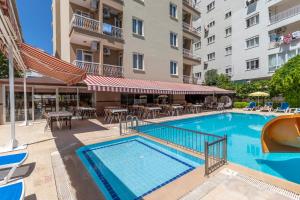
xmin=76 ymin=136 xmax=204 ymax=200
xmin=141 ymin=112 xmax=300 ymax=184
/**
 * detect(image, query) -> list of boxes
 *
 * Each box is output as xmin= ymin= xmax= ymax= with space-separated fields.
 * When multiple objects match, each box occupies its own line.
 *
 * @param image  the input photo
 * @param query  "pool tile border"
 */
xmin=78 ymin=138 xmax=196 ymax=200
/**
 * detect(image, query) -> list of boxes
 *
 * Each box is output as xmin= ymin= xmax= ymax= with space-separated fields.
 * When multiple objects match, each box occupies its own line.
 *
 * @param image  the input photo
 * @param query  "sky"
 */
xmin=16 ymin=0 xmax=53 ymax=54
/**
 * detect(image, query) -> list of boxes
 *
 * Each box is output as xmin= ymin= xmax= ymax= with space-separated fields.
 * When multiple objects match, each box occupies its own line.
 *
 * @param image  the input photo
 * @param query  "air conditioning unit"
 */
xmin=103 ymin=7 xmax=111 ymax=19
xmin=90 ymin=41 xmax=98 ymax=52
xmin=103 ymin=47 xmax=111 ymax=56
xmin=90 ymin=0 xmax=99 ymax=11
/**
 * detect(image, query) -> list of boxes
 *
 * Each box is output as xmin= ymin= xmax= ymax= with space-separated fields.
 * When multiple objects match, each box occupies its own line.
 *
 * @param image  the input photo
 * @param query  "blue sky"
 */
xmin=16 ymin=0 xmax=53 ymax=54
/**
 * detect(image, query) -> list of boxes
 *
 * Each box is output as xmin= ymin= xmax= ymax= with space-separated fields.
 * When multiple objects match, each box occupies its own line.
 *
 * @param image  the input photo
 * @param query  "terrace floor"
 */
xmin=0 ymin=110 xmax=299 ymax=200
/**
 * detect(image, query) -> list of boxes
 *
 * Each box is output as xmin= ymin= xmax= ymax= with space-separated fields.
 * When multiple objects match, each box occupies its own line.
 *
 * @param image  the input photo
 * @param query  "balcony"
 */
xmin=70 ymin=14 xmax=100 ymax=33
xmin=182 ymin=0 xmax=201 ymax=17
xmin=102 ymin=23 xmax=123 ymax=40
xmin=183 ymin=75 xmax=199 ymax=84
xmin=183 ymin=22 xmax=201 ymax=38
xmin=269 ymin=4 xmax=300 ymax=25
xmin=70 ymin=14 xmax=123 ymax=40
xmin=183 ymin=49 xmax=201 ymax=62
xmin=73 ymin=60 xmax=124 ymax=77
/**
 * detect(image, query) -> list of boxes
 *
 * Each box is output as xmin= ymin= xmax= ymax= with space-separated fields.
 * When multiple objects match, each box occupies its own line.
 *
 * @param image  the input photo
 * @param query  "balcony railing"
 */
xmin=73 ymin=60 xmax=101 ymax=74
xmin=183 ymin=49 xmax=201 ymax=61
xmin=183 ymin=75 xmax=199 ymax=84
xmin=102 ymin=64 xmax=124 ymax=77
xmin=102 ymin=23 xmax=123 ymax=40
xmin=270 ymin=4 xmax=300 ymax=24
xmin=183 ymin=0 xmax=200 ymax=10
xmin=73 ymin=61 xmax=124 ymax=77
xmin=183 ymin=22 xmax=201 ymax=36
xmin=70 ymin=14 xmax=100 ymax=33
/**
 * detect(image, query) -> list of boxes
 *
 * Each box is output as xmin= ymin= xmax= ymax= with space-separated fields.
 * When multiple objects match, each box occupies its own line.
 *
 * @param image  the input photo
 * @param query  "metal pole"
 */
xmin=23 ymin=72 xmax=28 ymax=125
xmin=8 ymin=43 xmax=17 ymax=149
xmin=76 ymin=88 xmax=79 ymax=109
xmin=56 ymin=88 xmax=59 ymax=112
xmin=32 ymin=87 xmax=34 ymax=121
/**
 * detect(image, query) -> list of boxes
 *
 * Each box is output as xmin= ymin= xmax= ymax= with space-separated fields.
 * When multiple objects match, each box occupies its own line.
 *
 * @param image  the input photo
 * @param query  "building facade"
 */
xmin=52 ymin=0 xmax=201 ymax=84
xmin=193 ymin=0 xmax=300 ymax=82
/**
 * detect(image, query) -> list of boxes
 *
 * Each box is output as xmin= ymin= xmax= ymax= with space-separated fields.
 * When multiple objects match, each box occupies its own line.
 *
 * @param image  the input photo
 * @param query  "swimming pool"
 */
xmin=77 ymin=136 xmax=204 ymax=200
xmin=139 ymin=112 xmax=300 ymax=184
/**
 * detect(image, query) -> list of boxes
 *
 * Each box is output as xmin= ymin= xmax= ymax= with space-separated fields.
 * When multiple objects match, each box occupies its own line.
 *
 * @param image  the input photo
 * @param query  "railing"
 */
xmin=102 ymin=23 xmax=123 ymax=40
xmin=73 ymin=60 xmax=100 ymax=75
xmin=270 ymin=4 xmax=300 ymax=24
xmin=183 ymin=22 xmax=201 ymax=36
xmin=102 ymin=64 xmax=124 ymax=77
xmin=120 ymin=117 xmax=227 ymax=175
xmin=183 ymin=0 xmax=200 ymax=10
xmin=204 ymin=136 xmax=227 ymax=176
xmin=183 ymin=75 xmax=199 ymax=84
xmin=70 ymin=14 xmax=100 ymax=32
xmin=183 ymin=49 xmax=201 ymax=61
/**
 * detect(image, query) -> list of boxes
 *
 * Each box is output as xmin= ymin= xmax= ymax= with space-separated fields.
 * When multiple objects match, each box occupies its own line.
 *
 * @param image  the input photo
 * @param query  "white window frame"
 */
xmin=207 ymin=1 xmax=215 ymax=12
xmin=246 ymin=35 xmax=259 ymax=49
xmin=225 ymin=26 xmax=232 ymax=37
xmin=133 ymin=52 xmax=144 ymax=70
xmin=208 ymin=20 xmax=215 ymax=28
xmin=194 ymin=41 xmax=201 ymax=50
xmin=76 ymin=49 xmax=93 ymax=62
xmin=169 ymin=3 xmax=177 ymax=19
xmin=246 ymin=13 xmax=259 ymax=28
xmin=170 ymin=32 xmax=178 ymax=47
xmin=207 ymin=52 xmax=215 ymax=61
xmin=207 ymin=35 xmax=215 ymax=45
xmin=225 ymin=46 xmax=232 ymax=56
xmin=170 ymin=60 xmax=178 ymax=75
xmin=246 ymin=58 xmax=259 ymax=70
xmin=132 ymin=17 xmax=144 ymax=36
xmin=225 ymin=11 xmax=232 ymax=19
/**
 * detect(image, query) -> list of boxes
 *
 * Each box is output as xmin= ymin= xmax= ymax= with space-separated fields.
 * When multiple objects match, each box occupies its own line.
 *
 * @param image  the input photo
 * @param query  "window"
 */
xmin=246 ymin=14 xmax=259 ymax=28
xmin=225 ymin=67 xmax=232 ymax=75
xmin=207 ymin=35 xmax=215 ymax=44
xmin=207 ymin=1 xmax=215 ymax=12
xmin=170 ymin=61 xmax=178 ymax=75
xmin=246 ymin=36 xmax=259 ymax=49
xmin=208 ymin=21 xmax=215 ymax=28
xmin=225 ymin=11 xmax=232 ymax=19
xmin=268 ymin=54 xmax=278 ymax=72
xmin=207 ymin=52 xmax=215 ymax=61
xmin=204 ymin=63 xmax=208 ymax=70
xmin=133 ymin=53 xmax=144 ymax=70
xmin=225 ymin=27 xmax=232 ymax=37
xmin=225 ymin=46 xmax=232 ymax=56
xmin=194 ymin=41 xmax=201 ymax=50
xmin=170 ymin=32 xmax=178 ymax=47
xmin=246 ymin=58 xmax=259 ymax=70
xmin=196 ymin=26 xmax=201 ymax=32
xmin=76 ymin=49 xmax=93 ymax=62
xmin=132 ymin=18 xmax=144 ymax=36
xmin=194 ymin=72 xmax=201 ymax=78
xmin=169 ymin=3 xmax=177 ymax=18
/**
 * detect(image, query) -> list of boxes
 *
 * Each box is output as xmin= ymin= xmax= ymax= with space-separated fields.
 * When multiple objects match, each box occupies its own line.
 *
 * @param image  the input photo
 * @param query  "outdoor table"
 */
xmin=47 ymin=111 xmax=72 ymax=130
xmin=77 ymin=107 xmax=97 ymax=119
xmin=108 ymin=108 xmax=128 ymax=123
xmin=143 ymin=107 xmax=162 ymax=119
xmin=171 ymin=105 xmax=184 ymax=116
xmin=192 ymin=104 xmax=203 ymax=113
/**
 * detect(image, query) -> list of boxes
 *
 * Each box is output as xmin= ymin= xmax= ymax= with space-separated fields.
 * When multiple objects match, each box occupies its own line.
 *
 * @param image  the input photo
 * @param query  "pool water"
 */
xmin=77 ymin=136 xmax=204 ymax=200
xmin=146 ymin=112 xmax=300 ymax=184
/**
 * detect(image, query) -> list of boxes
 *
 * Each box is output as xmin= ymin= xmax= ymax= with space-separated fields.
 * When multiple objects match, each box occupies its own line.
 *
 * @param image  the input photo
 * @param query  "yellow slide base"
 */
xmin=261 ymin=114 xmax=300 ymax=153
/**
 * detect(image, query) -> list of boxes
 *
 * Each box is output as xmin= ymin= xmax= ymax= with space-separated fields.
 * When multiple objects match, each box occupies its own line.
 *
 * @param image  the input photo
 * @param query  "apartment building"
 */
xmin=193 ymin=0 xmax=300 ymax=82
xmin=52 ymin=0 xmax=201 ymax=84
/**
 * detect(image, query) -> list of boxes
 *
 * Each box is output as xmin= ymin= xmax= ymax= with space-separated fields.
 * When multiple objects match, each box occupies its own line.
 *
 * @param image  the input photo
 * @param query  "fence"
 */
xmin=120 ymin=116 xmax=227 ymax=175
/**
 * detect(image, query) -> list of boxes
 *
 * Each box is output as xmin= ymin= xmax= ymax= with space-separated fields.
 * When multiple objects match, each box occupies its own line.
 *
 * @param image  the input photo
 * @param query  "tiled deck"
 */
xmin=0 ymin=110 xmax=299 ymax=200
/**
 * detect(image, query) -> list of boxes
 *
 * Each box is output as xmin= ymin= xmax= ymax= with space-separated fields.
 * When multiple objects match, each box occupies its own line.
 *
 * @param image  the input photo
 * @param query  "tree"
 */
xmin=269 ymin=55 xmax=300 ymax=107
xmin=0 ymin=52 xmax=22 ymax=78
xmin=204 ymin=69 xmax=219 ymax=86
xmin=216 ymin=74 xmax=234 ymax=90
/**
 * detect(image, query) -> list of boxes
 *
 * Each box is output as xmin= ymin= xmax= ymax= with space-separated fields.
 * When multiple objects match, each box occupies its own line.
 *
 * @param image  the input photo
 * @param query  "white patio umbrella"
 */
xmin=248 ymin=92 xmax=270 ymax=105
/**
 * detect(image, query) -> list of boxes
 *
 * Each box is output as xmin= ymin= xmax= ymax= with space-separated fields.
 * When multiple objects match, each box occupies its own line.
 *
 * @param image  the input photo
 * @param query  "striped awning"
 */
xmin=84 ymin=75 xmax=234 ymax=95
xmin=20 ymin=43 xmax=86 ymax=85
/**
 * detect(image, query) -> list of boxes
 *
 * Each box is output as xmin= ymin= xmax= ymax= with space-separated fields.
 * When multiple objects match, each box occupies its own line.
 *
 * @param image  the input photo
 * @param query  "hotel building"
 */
xmin=193 ymin=0 xmax=300 ymax=82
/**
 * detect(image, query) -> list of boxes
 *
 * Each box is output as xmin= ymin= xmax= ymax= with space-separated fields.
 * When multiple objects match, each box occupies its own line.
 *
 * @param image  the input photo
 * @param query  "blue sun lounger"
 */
xmin=0 ymin=152 xmax=28 ymax=185
xmin=243 ymin=102 xmax=256 ymax=111
xmin=275 ymin=102 xmax=290 ymax=113
xmin=0 ymin=179 xmax=24 ymax=200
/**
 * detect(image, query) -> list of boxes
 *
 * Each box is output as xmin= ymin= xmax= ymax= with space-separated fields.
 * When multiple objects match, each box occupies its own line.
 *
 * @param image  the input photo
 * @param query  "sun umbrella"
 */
xmin=248 ymin=92 xmax=269 ymax=104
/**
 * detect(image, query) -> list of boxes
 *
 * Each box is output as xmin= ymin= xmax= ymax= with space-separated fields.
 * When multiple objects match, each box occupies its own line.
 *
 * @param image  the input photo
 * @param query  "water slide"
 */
xmin=261 ymin=115 xmax=300 ymax=153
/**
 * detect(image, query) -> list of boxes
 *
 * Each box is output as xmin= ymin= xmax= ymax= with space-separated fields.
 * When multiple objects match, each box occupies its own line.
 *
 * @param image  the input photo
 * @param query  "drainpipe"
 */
xmin=23 ymin=71 xmax=28 ymax=125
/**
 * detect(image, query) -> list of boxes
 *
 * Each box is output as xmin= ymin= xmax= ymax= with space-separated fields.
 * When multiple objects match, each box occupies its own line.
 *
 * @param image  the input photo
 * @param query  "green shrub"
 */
xmin=233 ymin=102 xmax=249 ymax=108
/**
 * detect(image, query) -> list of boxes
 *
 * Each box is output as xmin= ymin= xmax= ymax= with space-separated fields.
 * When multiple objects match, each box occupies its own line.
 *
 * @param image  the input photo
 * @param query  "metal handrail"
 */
xmin=270 ymin=4 xmax=300 ymax=24
xmin=183 ymin=75 xmax=199 ymax=84
xmin=183 ymin=22 xmax=201 ymax=35
xmin=183 ymin=48 xmax=201 ymax=61
xmin=102 ymin=23 xmax=123 ymax=39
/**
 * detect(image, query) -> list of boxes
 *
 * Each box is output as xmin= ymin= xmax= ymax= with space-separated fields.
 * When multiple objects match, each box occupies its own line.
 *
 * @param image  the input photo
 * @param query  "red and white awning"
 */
xmin=20 ymin=43 xmax=86 ymax=85
xmin=84 ymin=75 xmax=234 ymax=95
